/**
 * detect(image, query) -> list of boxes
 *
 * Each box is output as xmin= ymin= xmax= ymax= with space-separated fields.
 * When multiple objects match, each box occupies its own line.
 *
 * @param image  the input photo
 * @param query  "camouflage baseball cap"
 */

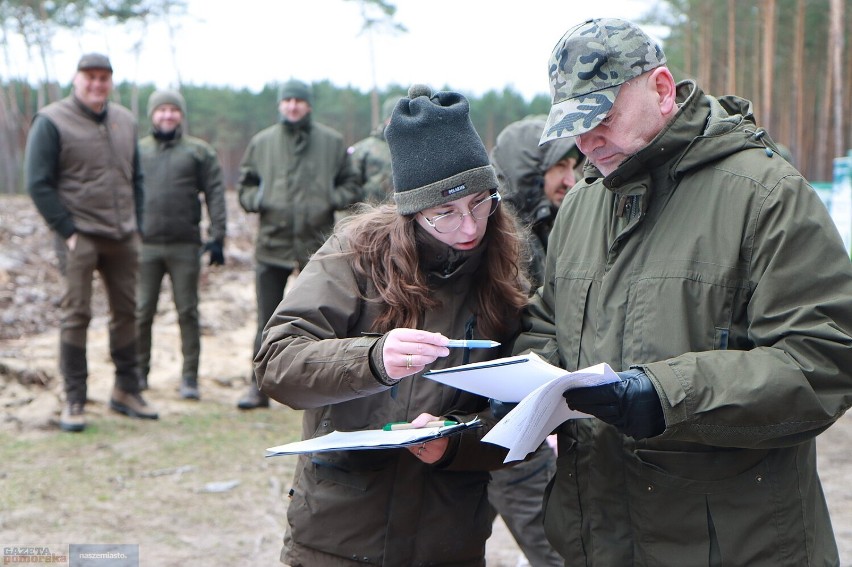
xmin=540 ymin=18 xmax=666 ymax=144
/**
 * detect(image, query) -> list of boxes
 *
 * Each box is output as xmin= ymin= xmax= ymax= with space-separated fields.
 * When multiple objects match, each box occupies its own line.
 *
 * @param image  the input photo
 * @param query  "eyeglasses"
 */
xmin=420 ymin=191 xmax=502 ymax=234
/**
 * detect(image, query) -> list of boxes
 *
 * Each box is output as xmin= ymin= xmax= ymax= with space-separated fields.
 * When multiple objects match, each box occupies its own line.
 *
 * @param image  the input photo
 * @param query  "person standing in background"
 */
xmin=25 ymin=53 xmax=157 ymax=432
xmin=492 ymin=116 xmax=583 ymax=288
xmin=349 ymin=96 xmax=399 ymax=203
xmin=236 ymin=78 xmax=360 ymax=410
xmin=136 ymin=89 xmax=227 ymax=400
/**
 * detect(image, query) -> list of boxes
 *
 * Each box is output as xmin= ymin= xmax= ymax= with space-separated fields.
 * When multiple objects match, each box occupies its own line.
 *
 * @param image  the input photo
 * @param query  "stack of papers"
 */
xmin=424 ymin=353 xmax=619 ymax=462
xmin=266 ymin=418 xmax=481 ymax=457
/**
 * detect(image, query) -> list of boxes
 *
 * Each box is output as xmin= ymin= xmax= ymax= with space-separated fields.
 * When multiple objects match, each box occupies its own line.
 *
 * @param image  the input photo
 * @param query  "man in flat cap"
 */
xmin=513 ymin=17 xmax=852 ymax=566
xmin=25 ymin=53 xmax=157 ymax=432
xmin=236 ymin=78 xmax=360 ymax=409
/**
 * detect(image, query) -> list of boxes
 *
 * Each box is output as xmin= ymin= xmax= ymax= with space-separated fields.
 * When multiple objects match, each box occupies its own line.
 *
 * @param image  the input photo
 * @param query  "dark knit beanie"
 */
xmin=278 ymin=79 xmax=313 ymax=105
xmin=147 ymin=89 xmax=186 ymax=118
xmin=386 ymin=84 xmax=498 ymax=215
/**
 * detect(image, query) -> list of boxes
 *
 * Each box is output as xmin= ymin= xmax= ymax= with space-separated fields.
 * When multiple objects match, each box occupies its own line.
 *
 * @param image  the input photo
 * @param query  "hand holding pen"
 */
xmin=381 ymin=329 xmax=501 ymax=381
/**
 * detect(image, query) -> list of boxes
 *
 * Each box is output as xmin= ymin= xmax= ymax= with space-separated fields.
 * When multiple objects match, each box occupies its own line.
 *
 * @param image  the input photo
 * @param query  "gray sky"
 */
xmin=3 ymin=0 xmax=661 ymax=100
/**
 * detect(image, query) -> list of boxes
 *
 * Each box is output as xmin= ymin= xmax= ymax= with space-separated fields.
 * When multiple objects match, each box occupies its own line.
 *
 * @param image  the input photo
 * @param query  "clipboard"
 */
xmin=265 ymin=418 xmax=482 ymax=457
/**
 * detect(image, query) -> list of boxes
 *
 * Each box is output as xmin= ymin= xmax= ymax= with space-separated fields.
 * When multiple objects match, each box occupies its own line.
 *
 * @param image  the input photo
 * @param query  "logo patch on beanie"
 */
xmin=443 ymin=184 xmax=467 ymax=197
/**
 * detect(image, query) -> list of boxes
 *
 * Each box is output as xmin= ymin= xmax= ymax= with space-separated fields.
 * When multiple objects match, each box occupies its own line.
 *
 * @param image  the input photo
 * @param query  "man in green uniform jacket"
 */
xmin=137 ymin=89 xmax=227 ymax=400
xmin=514 ymin=18 xmax=852 ymax=566
xmin=236 ymin=79 xmax=360 ymax=409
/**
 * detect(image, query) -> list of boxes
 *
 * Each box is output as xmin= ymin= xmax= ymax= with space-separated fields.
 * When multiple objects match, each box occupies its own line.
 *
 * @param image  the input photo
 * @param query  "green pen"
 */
xmin=382 ymin=420 xmax=455 ymax=431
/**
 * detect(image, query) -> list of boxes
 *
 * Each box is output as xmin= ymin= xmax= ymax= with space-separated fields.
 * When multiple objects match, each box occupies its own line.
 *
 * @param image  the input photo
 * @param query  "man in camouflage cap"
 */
xmin=541 ymin=18 xmax=666 ymax=144
xmin=514 ymin=17 xmax=852 ymax=566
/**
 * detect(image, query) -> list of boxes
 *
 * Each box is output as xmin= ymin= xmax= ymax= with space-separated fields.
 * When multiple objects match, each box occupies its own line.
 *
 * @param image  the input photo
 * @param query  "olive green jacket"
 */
xmin=237 ymin=116 xmax=360 ymax=268
xmin=349 ymin=123 xmax=393 ymax=204
xmin=255 ymin=226 xmax=519 ymax=566
xmin=515 ymin=82 xmax=852 ymax=566
xmin=139 ymin=128 xmax=226 ymax=245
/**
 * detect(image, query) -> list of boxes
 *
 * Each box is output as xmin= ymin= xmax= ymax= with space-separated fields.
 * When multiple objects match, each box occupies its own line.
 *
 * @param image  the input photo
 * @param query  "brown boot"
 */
xmin=110 ymin=388 xmax=159 ymax=420
xmin=60 ymin=402 xmax=86 ymax=432
xmin=237 ymin=385 xmax=269 ymax=410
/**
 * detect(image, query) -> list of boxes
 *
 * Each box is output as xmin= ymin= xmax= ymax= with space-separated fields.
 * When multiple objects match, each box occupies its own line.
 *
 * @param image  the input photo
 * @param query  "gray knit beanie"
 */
xmin=147 ymin=89 xmax=186 ymax=118
xmin=278 ymin=79 xmax=313 ymax=105
xmin=386 ymin=84 xmax=498 ymax=215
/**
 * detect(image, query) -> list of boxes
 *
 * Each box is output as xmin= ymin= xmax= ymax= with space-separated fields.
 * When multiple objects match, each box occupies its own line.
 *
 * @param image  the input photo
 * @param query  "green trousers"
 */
xmin=136 ymin=242 xmax=202 ymax=382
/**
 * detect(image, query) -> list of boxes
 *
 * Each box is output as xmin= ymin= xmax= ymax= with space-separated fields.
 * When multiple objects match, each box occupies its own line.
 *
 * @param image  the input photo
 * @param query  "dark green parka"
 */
xmin=138 ymin=128 xmax=226 ymax=245
xmin=237 ymin=115 xmax=360 ymax=268
xmin=515 ymin=82 xmax=852 ymax=566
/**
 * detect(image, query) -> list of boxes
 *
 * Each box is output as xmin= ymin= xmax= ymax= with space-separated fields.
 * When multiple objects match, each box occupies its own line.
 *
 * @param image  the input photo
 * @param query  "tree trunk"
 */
xmin=791 ymin=0 xmax=805 ymax=167
xmin=726 ymin=0 xmax=737 ymax=94
xmin=828 ymin=0 xmax=845 ymax=162
xmin=699 ymin=2 xmax=713 ymax=89
xmin=761 ymin=0 xmax=776 ymax=128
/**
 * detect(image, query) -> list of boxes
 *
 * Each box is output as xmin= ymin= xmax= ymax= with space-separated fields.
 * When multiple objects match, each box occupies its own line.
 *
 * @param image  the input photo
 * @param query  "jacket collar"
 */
xmin=414 ymin=223 xmax=485 ymax=282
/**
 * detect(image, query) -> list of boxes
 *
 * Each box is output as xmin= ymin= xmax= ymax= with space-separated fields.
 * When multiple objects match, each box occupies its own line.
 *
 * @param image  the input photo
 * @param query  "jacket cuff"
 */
xmin=368 ymin=333 xmax=398 ymax=386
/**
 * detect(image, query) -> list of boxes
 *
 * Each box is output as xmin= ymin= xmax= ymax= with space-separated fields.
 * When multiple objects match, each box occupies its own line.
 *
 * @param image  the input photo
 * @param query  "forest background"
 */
xmin=0 ymin=0 xmax=849 ymax=194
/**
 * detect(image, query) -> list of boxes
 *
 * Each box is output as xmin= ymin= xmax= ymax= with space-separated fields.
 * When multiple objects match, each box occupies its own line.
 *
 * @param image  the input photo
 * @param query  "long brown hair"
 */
xmin=337 ymin=201 xmax=529 ymax=337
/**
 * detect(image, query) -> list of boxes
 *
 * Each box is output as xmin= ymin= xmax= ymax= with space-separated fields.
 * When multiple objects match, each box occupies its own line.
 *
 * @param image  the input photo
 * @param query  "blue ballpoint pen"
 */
xmin=446 ymin=339 xmax=501 ymax=349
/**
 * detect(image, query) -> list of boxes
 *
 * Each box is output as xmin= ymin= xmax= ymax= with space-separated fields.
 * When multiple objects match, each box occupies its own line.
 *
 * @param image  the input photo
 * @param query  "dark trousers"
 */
xmin=252 ymin=262 xmax=293 ymax=381
xmin=136 ymin=242 xmax=202 ymax=381
xmin=60 ymin=232 xmax=140 ymax=404
xmin=489 ymin=442 xmax=562 ymax=567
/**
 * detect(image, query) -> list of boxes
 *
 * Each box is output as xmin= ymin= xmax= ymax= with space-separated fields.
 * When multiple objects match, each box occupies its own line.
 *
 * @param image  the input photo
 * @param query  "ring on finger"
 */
xmin=406 ymin=354 xmax=413 ymax=368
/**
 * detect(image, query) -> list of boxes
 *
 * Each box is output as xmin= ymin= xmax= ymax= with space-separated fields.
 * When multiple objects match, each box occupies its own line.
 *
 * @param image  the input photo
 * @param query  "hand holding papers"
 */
xmin=423 ymin=354 xmax=619 ymax=462
xmin=266 ymin=418 xmax=481 ymax=457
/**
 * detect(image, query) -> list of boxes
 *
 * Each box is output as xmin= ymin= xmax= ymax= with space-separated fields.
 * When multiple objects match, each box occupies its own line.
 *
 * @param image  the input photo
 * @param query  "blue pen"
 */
xmin=446 ymin=339 xmax=501 ymax=349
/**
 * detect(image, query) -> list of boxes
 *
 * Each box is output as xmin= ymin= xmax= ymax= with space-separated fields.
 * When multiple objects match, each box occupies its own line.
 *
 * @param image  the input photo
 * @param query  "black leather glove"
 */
xmin=563 ymin=368 xmax=665 ymax=440
xmin=489 ymin=399 xmax=518 ymax=420
xmin=203 ymin=239 xmax=225 ymax=266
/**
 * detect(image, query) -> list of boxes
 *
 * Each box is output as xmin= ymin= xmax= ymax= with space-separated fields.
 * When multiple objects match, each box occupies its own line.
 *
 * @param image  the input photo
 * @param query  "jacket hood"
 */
xmin=491 ymin=118 xmax=578 ymax=217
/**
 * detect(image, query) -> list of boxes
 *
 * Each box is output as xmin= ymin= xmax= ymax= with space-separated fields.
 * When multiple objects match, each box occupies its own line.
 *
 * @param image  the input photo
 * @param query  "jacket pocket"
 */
xmin=542 ymin=438 xmax=586 ymax=561
xmin=552 ymin=275 xmax=593 ymax=371
xmin=288 ymin=456 xmax=388 ymax=560
xmin=625 ymin=448 xmax=806 ymax=567
xmin=626 ymin=261 xmax=747 ymax=362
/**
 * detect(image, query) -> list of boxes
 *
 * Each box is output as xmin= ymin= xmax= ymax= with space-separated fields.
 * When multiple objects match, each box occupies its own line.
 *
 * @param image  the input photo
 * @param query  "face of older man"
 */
xmin=73 ymin=69 xmax=113 ymax=113
xmin=575 ymin=69 xmax=674 ymax=177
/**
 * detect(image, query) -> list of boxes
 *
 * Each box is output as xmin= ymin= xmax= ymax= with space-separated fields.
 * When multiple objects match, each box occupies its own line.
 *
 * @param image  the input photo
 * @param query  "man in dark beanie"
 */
xmin=136 ymin=89 xmax=227 ymax=401
xmin=236 ymin=78 xmax=360 ymax=409
xmin=25 ymin=53 xmax=156 ymax=431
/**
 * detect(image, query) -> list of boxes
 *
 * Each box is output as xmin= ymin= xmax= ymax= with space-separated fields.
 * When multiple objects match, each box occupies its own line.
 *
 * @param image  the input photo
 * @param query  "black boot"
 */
xmin=237 ymin=385 xmax=269 ymax=410
xmin=180 ymin=376 xmax=200 ymax=400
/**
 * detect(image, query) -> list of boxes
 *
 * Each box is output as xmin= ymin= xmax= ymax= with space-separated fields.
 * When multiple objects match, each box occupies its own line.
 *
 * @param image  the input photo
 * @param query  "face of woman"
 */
xmin=415 ymin=191 xmax=498 ymax=250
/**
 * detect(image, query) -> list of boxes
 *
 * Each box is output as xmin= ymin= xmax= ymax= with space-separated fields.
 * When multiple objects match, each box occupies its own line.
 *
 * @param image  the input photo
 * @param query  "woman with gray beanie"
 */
xmin=254 ymin=84 xmax=530 ymax=566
